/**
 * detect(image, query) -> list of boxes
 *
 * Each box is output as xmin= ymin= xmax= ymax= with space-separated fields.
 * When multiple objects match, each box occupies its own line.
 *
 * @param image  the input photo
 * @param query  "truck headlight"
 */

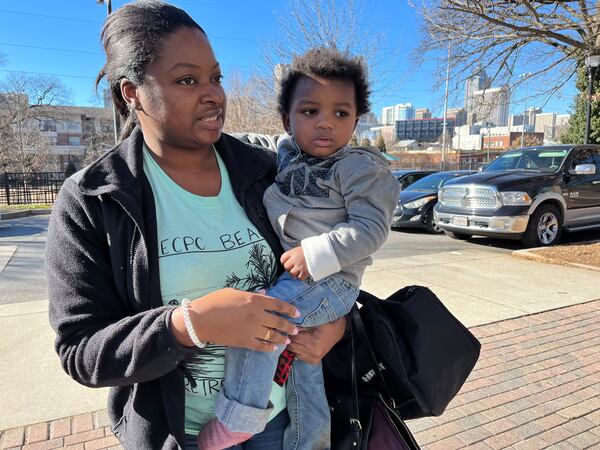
xmin=499 ymin=191 xmax=532 ymax=205
xmin=403 ymin=196 xmax=436 ymax=209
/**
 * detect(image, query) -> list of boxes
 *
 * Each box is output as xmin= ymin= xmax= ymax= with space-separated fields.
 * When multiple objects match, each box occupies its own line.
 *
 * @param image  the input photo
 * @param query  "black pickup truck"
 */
xmin=434 ymin=145 xmax=600 ymax=247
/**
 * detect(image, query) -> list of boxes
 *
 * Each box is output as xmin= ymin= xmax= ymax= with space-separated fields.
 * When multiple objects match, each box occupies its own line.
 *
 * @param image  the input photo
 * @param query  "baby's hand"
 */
xmin=281 ymin=246 xmax=310 ymax=281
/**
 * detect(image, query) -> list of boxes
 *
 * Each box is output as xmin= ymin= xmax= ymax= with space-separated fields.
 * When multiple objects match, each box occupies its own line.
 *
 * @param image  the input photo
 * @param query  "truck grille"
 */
xmin=441 ymin=185 xmax=499 ymax=209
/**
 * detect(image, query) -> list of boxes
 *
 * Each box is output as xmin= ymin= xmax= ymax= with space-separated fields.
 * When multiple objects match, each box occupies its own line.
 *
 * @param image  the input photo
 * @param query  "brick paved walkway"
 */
xmin=410 ymin=299 xmax=600 ymax=449
xmin=1 ymin=300 xmax=599 ymax=450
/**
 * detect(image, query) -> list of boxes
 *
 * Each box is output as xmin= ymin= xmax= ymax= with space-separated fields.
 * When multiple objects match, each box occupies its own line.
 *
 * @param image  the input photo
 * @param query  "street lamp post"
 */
xmin=584 ymin=55 xmax=600 ymax=144
xmin=519 ymin=72 xmax=532 ymax=147
xmin=485 ymin=122 xmax=492 ymax=163
xmin=441 ymin=44 xmax=451 ymax=171
xmin=96 ymin=0 xmax=119 ymax=145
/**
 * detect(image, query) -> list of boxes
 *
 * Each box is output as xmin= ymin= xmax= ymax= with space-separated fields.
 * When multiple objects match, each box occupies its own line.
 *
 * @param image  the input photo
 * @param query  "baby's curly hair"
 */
xmin=277 ymin=47 xmax=371 ymax=116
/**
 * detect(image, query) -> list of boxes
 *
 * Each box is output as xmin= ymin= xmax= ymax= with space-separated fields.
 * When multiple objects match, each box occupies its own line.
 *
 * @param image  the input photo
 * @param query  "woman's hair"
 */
xmin=96 ymin=1 xmax=205 ymax=140
xmin=277 ymin=47 xmax=371 ymax=117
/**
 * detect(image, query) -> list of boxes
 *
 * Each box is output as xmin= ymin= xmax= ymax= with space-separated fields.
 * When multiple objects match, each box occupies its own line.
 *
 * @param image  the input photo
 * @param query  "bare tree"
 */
xmin=222 ymin=73 xmax=283 ymax=135
xmin=262 ymin=0 xmax=392 ymax=109
xmin=0 ymin=73 xmax=71 ymax=172
xmin=81 ymin=116 xmax=114 ymax=167
xmin=411 ymin=1 xmax=600 ymax=106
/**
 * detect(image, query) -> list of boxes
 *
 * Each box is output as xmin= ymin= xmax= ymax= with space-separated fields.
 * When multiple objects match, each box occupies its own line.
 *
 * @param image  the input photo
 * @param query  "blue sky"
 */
xmin=0 ymin=0 xmax=575 ymax=121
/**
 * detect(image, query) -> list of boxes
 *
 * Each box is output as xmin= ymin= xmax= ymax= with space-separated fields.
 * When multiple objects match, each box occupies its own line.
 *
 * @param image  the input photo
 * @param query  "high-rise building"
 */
xmin=395 ymin=103 xmax=415 ymax=121
xmin=534 ymin=112 xmax=557 ymax=139
xmin=381 ymin=106 xmax=395 ymax=125
xmin=525 ymin=107 xmax=542 ymax=127
xmin=415 ymin=108 xmax=431 ymax=119
xmin=446 ymin=108 xmax=467 ymax=127
xmin=471 ymin=86 xmax=510 ymax=127
xmin=465 ymin=69 xmax=491 ymax=113
xmin=556 ymin=114 xmax=570 ymax=127
xmin=381 ymin=103 xmax=415 ymax=125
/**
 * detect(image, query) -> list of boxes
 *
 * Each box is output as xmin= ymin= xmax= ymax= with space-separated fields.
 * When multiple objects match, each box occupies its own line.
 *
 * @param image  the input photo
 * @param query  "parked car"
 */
xmin=392 ymin=169 xmax=437 ymax=190
xmin=434 ymin=145 xmax=600 ymax=247
xmin=391 ymin=170 xmax=475 ymax=233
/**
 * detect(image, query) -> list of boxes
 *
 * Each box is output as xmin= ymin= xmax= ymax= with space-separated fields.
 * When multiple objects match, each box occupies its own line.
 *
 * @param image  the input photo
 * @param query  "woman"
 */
xmin=46 ymin=2 xmax=346 ymax=449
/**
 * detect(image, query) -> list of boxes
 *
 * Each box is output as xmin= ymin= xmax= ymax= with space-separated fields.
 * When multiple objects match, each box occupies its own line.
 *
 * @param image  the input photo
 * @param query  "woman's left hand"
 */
xmin=287 ymin=316 xmax=346 ymax=365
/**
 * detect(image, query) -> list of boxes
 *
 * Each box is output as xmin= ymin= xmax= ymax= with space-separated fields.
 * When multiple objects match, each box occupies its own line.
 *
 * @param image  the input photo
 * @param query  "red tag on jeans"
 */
xmin=274 ymin=349 xmax=294 ymax=386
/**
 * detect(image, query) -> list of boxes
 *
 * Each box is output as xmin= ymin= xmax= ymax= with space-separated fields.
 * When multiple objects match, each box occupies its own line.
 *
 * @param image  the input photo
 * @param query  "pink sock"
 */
xmin=198 ymin=418 xmax=253 ymax=450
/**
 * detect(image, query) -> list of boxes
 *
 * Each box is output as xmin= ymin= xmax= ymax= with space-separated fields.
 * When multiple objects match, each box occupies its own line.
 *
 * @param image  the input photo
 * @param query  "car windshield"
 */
xmin=484 ymin=147 xmax=569 ymax=173
xmin=405 ymin=172 xmax=461 ymax=192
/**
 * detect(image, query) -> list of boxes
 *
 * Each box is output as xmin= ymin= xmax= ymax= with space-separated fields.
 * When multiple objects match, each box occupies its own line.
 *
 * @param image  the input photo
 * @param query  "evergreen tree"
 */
xmin=561 ymin=64 xmax=600 ymax=145
xmin=349 ymin=134 xmax=358 ymax=147
xmin=360 ymin=138 xmax=371 ymax=147
xmin=64 ymin=161 xmax=77 ymax=178
xmin=376 ymin=135 xmax=386 ymax=152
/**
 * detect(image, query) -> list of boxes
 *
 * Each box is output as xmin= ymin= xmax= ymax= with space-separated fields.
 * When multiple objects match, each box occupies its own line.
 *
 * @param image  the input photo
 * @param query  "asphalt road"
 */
xmin=0 ymin=214 xmax=599 ymax=306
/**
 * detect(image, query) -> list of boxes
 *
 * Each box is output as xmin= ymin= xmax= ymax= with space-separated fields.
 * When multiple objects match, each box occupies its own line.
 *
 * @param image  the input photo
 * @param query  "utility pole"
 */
xmin=519 ymin=72 xmax=532 ymax=148
xmin=441 ymin=44 xmax=451 ymax=171
xmin=584 ymin=55 xmax=600 ymax=144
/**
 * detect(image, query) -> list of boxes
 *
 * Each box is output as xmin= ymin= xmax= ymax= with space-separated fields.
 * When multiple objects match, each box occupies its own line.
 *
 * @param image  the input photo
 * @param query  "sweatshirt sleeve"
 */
xmin=46 ymin=180 xmax=195 ymax=389
xmin=301 ymin=154 xmax=399 ymax=280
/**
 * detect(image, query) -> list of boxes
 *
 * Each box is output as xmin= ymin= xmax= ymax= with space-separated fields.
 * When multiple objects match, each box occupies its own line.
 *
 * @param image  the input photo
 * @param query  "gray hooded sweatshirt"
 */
xmin=263 ymin=137 xmax=400 ymax=286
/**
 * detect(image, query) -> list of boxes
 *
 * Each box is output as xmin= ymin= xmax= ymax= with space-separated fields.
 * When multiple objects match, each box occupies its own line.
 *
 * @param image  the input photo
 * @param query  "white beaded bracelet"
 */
xmin=181 ymin=298 xmax=207 ymax=349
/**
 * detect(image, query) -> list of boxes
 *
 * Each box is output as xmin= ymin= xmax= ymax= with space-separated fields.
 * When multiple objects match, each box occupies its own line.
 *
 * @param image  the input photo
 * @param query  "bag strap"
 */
xmin=349 ymin=324 xmax=363 ymax=446
xmin=351 ymin=307 xmax=396 ymax=407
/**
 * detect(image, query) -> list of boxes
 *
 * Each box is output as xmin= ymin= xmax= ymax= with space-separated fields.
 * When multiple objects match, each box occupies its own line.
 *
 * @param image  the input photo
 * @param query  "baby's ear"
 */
xmin=282 ymin=113 xmax=292 ymax=134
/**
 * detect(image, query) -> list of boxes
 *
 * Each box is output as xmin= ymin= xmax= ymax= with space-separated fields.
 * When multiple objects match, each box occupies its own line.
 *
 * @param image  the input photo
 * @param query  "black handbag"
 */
xmin=328 ymin=310 xmax=421 ymax=449
xmin=324 ymin=285 xmax=481 ymax=420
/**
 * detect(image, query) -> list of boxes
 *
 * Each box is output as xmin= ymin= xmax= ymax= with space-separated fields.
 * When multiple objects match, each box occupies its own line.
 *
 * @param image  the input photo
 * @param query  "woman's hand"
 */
xmin=171 ymin=288 xmax=300 ymax=352
xmin=287 ymin=316 xmax=346 ymax=365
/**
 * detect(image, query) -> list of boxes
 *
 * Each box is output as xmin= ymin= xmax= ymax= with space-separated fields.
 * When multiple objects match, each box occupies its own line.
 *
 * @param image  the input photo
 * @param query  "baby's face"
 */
xmin=283 ymin=75 xmax=358 ymax=158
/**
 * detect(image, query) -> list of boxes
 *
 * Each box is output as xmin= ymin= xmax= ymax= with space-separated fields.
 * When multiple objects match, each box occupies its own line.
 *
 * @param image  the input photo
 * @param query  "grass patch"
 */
xmin=0 ymin=203 xmax=53 ymax=213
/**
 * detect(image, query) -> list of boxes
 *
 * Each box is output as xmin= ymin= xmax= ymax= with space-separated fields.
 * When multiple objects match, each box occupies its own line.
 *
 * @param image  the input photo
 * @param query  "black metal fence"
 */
xmin=1 ymin=172 xmax=65 ymax=205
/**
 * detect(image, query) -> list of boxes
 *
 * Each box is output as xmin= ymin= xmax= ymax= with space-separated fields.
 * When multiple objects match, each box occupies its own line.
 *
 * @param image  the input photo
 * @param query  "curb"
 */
xmin=0 ymin=209 xmax=52 ymax=220
xmin=512 ymin=244 xmax=600 ymax=272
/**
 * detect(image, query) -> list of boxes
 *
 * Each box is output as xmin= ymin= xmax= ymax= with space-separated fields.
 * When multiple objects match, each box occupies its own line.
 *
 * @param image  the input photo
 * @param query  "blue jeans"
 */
xmin=185 ymin=410 xmax=290 ymax=449
xmin=214 ymin=272 xmax=358 ymax=450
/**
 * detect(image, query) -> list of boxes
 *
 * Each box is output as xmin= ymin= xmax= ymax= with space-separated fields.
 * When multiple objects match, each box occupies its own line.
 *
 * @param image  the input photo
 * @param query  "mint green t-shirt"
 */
xmin=142 ymin=146 xmax=285 ymax=435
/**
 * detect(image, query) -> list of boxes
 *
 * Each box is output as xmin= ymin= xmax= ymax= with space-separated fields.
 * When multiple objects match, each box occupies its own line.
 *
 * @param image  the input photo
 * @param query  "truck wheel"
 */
xmin=425 ymin=211 xmax=443 ymax=234
xmin=521 ymin=204 xmax=562 ymax=248
xmin=444 ymin=231 xmax=471 ymax=240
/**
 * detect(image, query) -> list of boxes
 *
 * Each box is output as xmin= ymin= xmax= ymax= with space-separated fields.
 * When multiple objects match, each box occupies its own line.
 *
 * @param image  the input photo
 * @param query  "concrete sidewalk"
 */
xmin=1 ymin=299 xmax=598 ymax=450
xmin=1 ymin=247 xmax=599 ymax=448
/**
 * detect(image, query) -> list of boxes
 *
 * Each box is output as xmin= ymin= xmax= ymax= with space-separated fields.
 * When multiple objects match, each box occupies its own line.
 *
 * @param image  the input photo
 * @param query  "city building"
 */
xmin=415 ymin=108 xmax=431 ymax=119
xmin=354 ymin=112 xmax=381 ymax=142
xmin=556 ymin=114 xmax=570 ymax=126
xmin=394 ymin=118 xmax=454 ymax=142
xmin=534 ymin=112 xmax=557 ymax=140
xmin=482 ymin=131 xmax=544 ymax=151
xmin=381 ymin=103 xmax=415 ymax=125
xmin=525 ymin=107 xmax=542 ymax=127
xmin=471 ymin=86 xmax=510 ymax=126
xmin=446 ymin=108 xmax=466 ymax=127
xmin=509 ymin=113 xmax=525 ymax=127
xmin=39 ymin=105 xmax=114 ymax=171
xmin=368 ymin=125 xmax=396 ymax=144
xmin=464 ymin=69 xmax=491 ymax=113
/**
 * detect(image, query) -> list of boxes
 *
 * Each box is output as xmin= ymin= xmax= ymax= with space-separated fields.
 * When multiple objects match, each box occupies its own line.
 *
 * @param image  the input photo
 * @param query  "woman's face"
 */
xmin=134 ymin=27 xmax=226 ymax=151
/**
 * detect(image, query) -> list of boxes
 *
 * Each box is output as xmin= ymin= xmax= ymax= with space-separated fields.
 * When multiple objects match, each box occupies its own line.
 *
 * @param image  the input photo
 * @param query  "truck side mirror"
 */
xmin=568 ymin=163 xmax=596 ymax=176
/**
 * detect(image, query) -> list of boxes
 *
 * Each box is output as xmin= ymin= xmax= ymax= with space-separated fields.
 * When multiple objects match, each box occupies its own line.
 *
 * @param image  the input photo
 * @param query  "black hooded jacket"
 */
xmin=46 ymin=127 xmax=284 ymax=449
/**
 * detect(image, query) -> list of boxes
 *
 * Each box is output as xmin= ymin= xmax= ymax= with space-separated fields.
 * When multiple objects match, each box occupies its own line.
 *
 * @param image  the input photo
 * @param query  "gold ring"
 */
xmin=263 ymin=329 xmax=272 ymax=341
